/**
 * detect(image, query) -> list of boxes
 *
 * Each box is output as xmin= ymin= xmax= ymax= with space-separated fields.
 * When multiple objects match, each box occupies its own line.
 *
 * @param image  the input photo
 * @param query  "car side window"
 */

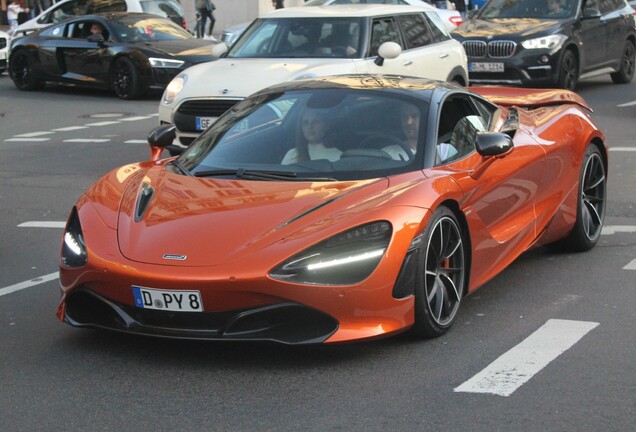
xmin=435 ymin=95 xmax=489 ymax=165
xmin=370 ymin=17 xmax=401 ymax=56
xmin=40 ymin=24 xmax=66 ymax=37
xmin=396 ymin=14 xmax=433 ymax=50
xmin=423 ymin=12 xmax=451 ymax=43
xmin=597 ymin=0 xmax=623 ymax=13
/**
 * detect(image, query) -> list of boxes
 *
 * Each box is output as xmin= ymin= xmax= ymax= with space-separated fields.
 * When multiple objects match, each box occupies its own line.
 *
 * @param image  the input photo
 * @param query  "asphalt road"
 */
xmin=0 ymin=74 xmax=634 ymax=432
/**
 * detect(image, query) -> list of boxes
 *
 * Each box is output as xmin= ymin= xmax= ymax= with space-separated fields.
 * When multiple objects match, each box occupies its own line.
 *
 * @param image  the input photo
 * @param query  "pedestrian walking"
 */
xmin=7 ymin=0 xmax=29 ymax=35
xmin=195 ymin=0 xmax=216 ymax=40
xmin=273 ymin=0 xmax=284 ymax=9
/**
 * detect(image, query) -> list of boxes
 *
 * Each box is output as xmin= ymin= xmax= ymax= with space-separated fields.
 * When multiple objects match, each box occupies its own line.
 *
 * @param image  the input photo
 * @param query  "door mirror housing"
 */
xmin=148 ymin=125 xmax=177 ymax=161
xmin=475 ymin=132 xmax=513 ymax=157
xmin=374 ymin=41 xmax=401 ymax=66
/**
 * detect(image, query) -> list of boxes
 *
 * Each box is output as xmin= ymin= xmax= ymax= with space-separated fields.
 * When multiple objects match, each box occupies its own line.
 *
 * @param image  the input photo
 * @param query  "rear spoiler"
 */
xmin=469 ymin=86 xmax=592 ymax=112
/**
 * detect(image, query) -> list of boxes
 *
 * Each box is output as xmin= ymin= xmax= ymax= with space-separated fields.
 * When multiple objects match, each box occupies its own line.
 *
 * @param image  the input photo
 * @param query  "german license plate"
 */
xmin=195 ymin=116 xmax=217 ymax=131
xmin=132 ymin=286 xmax=203 ymax=312
xmin=469 ymin=62 xmax=504 ymax=73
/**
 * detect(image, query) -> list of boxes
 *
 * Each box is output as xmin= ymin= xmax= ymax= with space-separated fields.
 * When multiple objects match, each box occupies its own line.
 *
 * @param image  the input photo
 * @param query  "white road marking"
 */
xmin=52 ymin=126 xmax=90 ymax=132
xmin=14 ymin=131 xmax=55 ymax=137
xmin=5 ymin=138 xmax=50 ymax=142
xmin=18 ymin=221 xmax=66 ymax=228
xmin=85 ymin=121 xmax=121 ymax=127
xmin=121 ymin=116 xmax=153 ymax=122
xmin=601 ymin=225 xmax=636 ymax=235
xmin=63 ymin=138 xmax=111 ymax=143
xmin=454 ymin=319 xmax=599 ymax=397
xmin=125 ymin=139 xmax=149 ymax=144
xmin=617 ymin=100 xmax=636 ymax=107
xmin=0 ymin=272 xmax=60 ymax=298
xmin=623 ymin=259 xmax=636 ymax=270
xmin=608 ymin=147 xmax=636 ymax=152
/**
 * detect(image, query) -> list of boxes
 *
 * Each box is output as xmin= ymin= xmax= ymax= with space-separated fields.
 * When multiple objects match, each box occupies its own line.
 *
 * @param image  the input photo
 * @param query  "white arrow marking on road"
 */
xmin=5 ymin=138 xmax=51 ymax=142
xmin=623 ymin=259 xmax=636 ymax=270
xmin=0 ymin=272 xmax=60 ymax=298
xmin=14 ymin=131 xmax=55 ymax=137
xmin=18 ymin=221 xmax=66 ymax=228
xmin=53 ymin=126 xmax=90 ymax=132
xmin=454 ymin=319 xmax=599 ymax=397
xmin=63 ymin=139 xmax=111 ymax=143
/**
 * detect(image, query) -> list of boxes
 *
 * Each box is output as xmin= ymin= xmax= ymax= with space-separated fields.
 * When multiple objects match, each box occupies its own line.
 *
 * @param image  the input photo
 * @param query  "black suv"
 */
xmin=452 ymin=0 xmax=636 ymax=89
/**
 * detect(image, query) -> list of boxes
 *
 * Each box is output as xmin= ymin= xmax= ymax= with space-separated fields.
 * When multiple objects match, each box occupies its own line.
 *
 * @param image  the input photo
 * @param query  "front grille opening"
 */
xmin=65 ymin=290 xmax=124 ymax=328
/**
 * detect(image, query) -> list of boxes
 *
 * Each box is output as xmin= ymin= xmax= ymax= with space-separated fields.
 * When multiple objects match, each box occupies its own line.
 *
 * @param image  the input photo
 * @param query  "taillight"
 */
xmin=449 ymin=16 xmax=463 ymax=27
xmin=182 ymin=18 xmax=187 ymax=29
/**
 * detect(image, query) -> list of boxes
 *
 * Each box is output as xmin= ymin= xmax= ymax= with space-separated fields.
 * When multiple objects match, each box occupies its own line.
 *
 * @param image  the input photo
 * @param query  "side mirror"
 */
xmin=87 ymin=34 xmax=104 ymax=44
xmin=374 ymin=41 xmax=401 ymax=66
xmin=475 ymin=132 xmax=513 ymax=157
xmin=211 ymin=42 xmax=228 ymax=57
xmin=581 ymin=8 xmax=602 ymax=19
xmin=148 ymin=124 xmax=176 ymax=161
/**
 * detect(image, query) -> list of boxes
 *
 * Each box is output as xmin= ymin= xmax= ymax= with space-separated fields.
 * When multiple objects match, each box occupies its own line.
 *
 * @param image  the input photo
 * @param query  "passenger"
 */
xmin=281 ymin=107 xmax=342 ymax=165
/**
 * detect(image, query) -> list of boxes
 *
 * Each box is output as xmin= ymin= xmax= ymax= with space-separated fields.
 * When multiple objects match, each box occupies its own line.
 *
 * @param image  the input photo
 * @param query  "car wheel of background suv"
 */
xmin=610 ymin=40 xmax=635 ymax=84
xmin=557 ymin=49 xmax=578 ymax=91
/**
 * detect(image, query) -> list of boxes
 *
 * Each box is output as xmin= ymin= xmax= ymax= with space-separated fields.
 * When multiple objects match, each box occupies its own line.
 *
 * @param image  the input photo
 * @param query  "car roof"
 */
xmin=265 ymin=4 xmax=436 ymax=19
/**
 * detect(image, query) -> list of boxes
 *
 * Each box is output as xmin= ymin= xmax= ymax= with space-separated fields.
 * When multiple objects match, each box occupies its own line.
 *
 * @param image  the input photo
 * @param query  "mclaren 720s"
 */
xmin=58 ymin=75 xmax=607 ymax=344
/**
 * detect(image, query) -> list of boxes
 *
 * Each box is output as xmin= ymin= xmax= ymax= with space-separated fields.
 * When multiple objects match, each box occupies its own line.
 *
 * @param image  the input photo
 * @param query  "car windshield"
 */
xmin=479 ymin=0 xmax=579 ymax=19
xmin=110 ymin=17 xmax=192 ymax=41
xmin=227 ymin=18 xmax=365 ymax=59
xmin=178 ymin=87 xmax=429 ymax=181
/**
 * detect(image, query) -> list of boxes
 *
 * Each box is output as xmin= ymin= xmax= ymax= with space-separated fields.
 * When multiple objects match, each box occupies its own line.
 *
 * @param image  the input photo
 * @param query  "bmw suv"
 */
xmin=452 ymin=0 xmax=636 ymax=89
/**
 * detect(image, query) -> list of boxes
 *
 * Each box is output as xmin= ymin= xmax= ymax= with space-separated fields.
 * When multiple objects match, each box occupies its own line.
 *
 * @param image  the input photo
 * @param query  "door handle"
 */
xmin=439 ymin=53 xmax=449 ymax=59
xmin=403 ymin=60 xmax=413 ymax=66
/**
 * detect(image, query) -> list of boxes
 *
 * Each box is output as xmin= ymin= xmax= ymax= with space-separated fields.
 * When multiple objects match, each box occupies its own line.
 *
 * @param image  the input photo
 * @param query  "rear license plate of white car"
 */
xmin=469 ymin=62 xmax=504 ymax=73
xmin=196 ymin=116 xmax=217 ymax=131
xmin=132 ymin=286 xmax=203 ymax=312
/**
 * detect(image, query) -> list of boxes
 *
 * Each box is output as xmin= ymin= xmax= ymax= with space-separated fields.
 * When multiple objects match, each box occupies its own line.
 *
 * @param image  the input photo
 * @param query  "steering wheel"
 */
xmin=358 ymin=133 xmax=414 ymax=161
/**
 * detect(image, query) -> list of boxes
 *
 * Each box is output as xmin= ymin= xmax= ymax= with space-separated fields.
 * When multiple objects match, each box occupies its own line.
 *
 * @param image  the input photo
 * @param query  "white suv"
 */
xmin=159 ymin=4 xmax=468 ymax=147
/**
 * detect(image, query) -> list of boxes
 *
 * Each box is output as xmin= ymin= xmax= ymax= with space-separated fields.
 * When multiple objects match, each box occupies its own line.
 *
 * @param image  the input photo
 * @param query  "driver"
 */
xmin=382 ymin=102 xmax=420 ymax=161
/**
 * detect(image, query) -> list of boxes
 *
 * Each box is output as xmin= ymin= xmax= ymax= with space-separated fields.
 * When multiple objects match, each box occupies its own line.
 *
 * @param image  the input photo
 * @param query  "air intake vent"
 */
xmin=135 ymin=183 xmax=154 ymax=222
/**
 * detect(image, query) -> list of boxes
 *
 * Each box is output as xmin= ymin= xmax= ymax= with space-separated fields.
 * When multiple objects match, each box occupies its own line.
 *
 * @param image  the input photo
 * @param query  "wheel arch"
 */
xmin=435 ymin=198 xmax=472 ymax=297
xmin=446 ymin=66 xmax=467 ymax=86
xmin=590 ymin=136 xmax=608 ymax=175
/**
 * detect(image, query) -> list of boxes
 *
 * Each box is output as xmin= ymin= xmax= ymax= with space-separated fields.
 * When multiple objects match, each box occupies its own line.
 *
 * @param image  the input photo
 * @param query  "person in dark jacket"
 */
xmin=273 ymin=0 xmax=284 ymax=9
xmin=195 ymin=0 xmax=216 ymax=39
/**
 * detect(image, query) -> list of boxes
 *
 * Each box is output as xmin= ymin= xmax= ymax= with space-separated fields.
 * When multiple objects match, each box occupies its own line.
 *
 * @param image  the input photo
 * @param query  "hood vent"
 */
xmin=134 ymin=183 xmax=155 ymax=222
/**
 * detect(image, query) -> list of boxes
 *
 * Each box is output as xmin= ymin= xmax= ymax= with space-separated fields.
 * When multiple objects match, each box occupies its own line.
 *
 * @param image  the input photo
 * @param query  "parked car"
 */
xmin=9 ymin=13 xmax=217 ymax=99
xmin=452 ymin=0 xmax=636 ymax=89
xmin=58 ymin=74 xmax=607 ymax=343
xmin=221 ymin=0 xmax=463 ymax=46
xmin=160 ymin=4 xmax=468 ymax=147
xmin=0 ymin=30 xmax=8 ymax=74
xmin=12 ymin=0 xmax=186 ymax=38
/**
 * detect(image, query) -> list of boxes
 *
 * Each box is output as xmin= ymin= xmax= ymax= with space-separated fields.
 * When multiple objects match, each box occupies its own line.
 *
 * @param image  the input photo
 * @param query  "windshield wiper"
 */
xmin=194 ymin=168 xmax=336 ymax=182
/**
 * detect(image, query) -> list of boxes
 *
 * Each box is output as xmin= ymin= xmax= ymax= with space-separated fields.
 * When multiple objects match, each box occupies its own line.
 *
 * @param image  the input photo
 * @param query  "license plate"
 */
xmin=132 ymin=286 xmax=203 ymax=312
xmin=469 ymin=62 xmax=504 ymax=73
xmin=195 ymin=116 xmax=217 ymax=131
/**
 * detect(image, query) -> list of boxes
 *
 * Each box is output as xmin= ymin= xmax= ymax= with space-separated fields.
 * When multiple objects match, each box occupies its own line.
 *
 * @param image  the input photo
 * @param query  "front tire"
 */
xmin=558 ymin=144 xmax=607 ymax=252
xmin=9 ymin=50 xmax=44 ymax=91
xmin=610 ymin=40 xmax=635 ymax=84
xmin=110 ymin=57 xmax=144 ymax=100
xmin=412 ymin=207 xmax=467 ymax=338
xmin=556 ymin=49 xmax=578 ymax=91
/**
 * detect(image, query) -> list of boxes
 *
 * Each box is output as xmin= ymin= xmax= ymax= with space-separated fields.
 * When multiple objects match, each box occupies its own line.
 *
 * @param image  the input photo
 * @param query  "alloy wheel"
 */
xmin=580 ymin=152 xmax=606 ymax=242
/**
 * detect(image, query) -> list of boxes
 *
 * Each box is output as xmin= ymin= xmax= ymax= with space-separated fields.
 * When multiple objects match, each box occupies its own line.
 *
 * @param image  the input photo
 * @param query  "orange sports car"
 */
xmin=58 ymin=75 xmax=607 ymax=344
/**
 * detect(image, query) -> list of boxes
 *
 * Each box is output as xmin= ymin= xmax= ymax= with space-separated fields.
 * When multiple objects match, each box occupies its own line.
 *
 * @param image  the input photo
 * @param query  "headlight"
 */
xmin=163 ymin=74 xmax=187 ymax=105
xmin=61 ymin=207 xmax=87 ymax=268
xmin=149 ymin=57 xmax=185 ymax=68
xmin=521 ymin=34 xmax=567 ymax=51
xmin=270 ymin=221 xmax=392 ymax=285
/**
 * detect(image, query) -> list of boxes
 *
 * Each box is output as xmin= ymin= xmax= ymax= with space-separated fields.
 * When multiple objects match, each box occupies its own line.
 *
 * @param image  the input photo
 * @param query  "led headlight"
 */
xmin=149 ymin=57 xmax=185 ymax=68
xmin=270 ymin=221 xmax=392 ymax=285
xmin=163 ymin=74 xmax=187 ymax=105
xmin=61 ymin=207 xmax=87 ymax=268
xmin=521 ymin=34 xmax=567 ymax=51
